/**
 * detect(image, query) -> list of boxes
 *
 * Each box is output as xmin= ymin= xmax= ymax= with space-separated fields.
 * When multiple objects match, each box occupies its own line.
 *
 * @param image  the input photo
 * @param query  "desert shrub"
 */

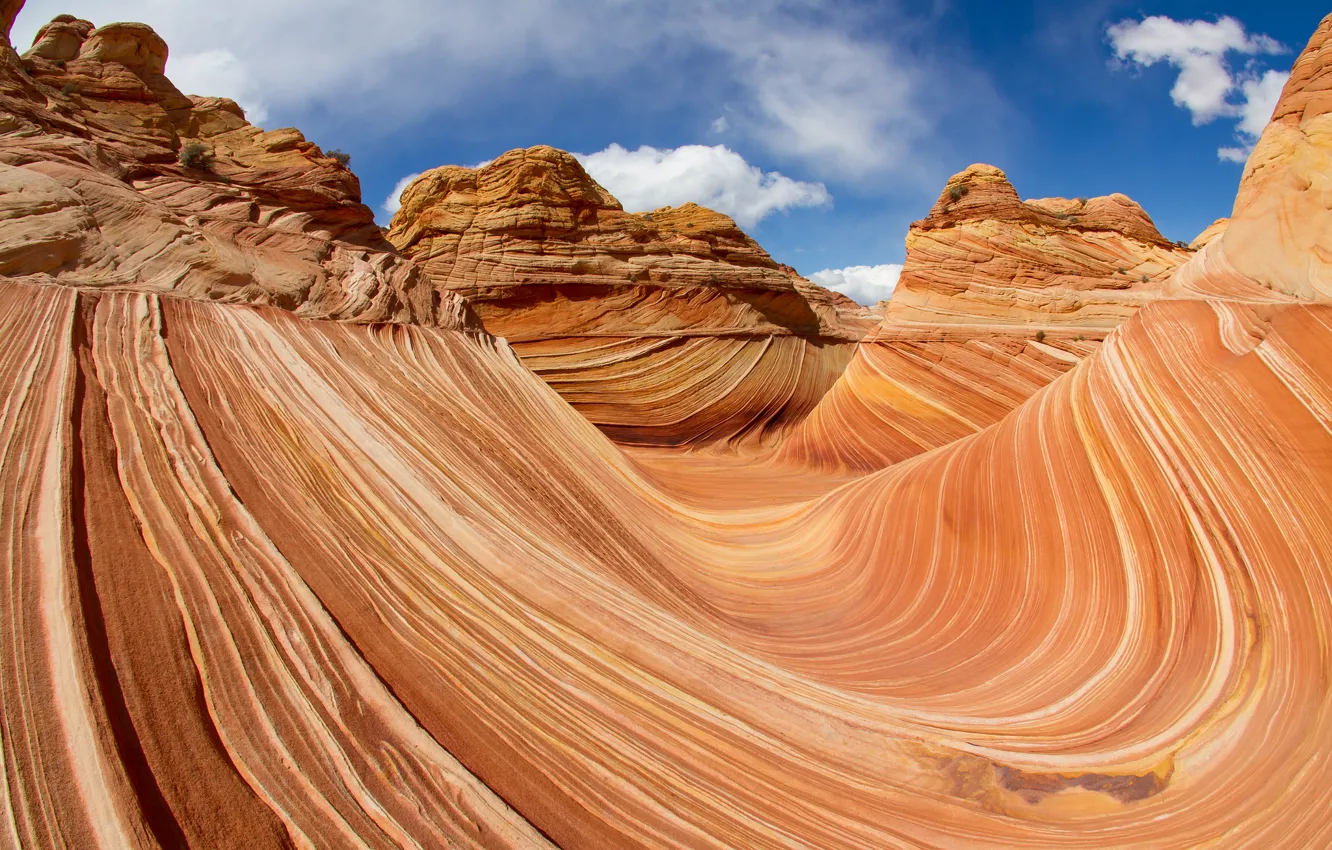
xmin=1116 ymin=266 xmax=1126 ymax=274
xmin=1076 ymin=197 xmax=1087 ymax=207
xmin=178 ymin=141 xmax=213 ymax=170
xmin=948 ymin=184 xmax=969 ymax=202
xmin=326 ymin=148 xmax=352 ymax=167
xmin=1035 ymin=330 xmax=1047 ymax=342
xmin=60 ymin=82 xmax=78 ymax=96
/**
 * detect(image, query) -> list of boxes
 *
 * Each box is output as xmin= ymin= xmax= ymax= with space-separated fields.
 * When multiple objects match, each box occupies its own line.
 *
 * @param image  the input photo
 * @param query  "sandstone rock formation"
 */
xmin=777 ymin=166 xmax=1191 ymax=471
xmin=1169 ymin=13 xmax=1332 ymax=303
xmin=0 ymin=12 xmax=465 ymax=327
xmin=4 ymin=3 xmax=1332 ymax=849
xmin=388 ymin=147 xmax=872 ymax=447
xmin=883 ymin=163 xmax=1193 ymax=328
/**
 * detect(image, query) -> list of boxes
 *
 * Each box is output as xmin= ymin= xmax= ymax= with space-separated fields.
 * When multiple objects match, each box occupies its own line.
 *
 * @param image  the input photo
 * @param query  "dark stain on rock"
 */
xmin=996 ymin=762 xmax=1171 ymax=804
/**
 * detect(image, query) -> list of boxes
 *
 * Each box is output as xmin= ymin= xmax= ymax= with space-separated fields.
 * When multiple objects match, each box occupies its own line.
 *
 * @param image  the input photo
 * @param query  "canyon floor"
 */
xmin=3 ymin=4 xmax=1332 ymax=849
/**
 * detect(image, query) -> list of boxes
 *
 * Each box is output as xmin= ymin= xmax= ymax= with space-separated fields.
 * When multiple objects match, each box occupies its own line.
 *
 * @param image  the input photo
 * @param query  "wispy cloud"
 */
xmin=576 ymin=144 xmax=829 ymax=228
xmin=696 ymin=9 xmax=931 ymax=179
xmin=1106 ymin=15 xmax=1289 ymax=163
xmin=808 ymin=264 xmax=902 ymax=306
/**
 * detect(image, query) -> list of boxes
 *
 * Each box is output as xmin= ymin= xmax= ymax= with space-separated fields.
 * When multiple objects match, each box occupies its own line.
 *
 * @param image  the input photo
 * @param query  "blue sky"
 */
xmin=12 ymin=1 xmax=1326 ymax=303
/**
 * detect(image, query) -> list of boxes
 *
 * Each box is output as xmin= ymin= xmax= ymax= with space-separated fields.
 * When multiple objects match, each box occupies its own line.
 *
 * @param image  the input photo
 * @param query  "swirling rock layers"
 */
xmin=3 ymin=3 xmax=1332 ymax=849
xmin=778 ymin=165 xmax=1189 ymax=471
xmin=388 ymin=147 xmax=873 ymax=448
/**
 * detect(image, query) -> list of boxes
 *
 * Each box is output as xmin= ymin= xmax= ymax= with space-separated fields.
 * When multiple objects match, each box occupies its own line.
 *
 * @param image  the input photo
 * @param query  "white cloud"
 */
xmin=697 ymin=15 xmax=931 ymax=178
xmin=575 ymin=144 xmax=829 ymax=229
xmin=1107 ymin=15 xmax=1289 ymax=162
xmin=10 ymin=0 xmax=949 ymax=181
xmin=710 ymin=115 xmax=729 ymax=134
xmin=808 ymin=264 xmax=902 ymax=306
xmin=1236 ymin=70 xmax=1289 ymax=139
xmin=382 ymin=172 xmax=422 ymax=217
xmin=168 ymin=48 xmax=268 ymax=124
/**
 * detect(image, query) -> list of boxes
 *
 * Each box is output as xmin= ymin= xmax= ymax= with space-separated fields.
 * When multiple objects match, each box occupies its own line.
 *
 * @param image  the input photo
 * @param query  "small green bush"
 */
xmin=178 ymin=141 xmax=213 ymax=170
xmin=326 ymin=148 xmax=352 ymax=167
xmin=1035 ymin=330 xmax=1047 ymax=343
xmin=1075 ymin=197 xmax=1087 ymax=207
xmin=1116 ymin=266 xmax=1126 ymax=274
xmin=60 ymin=81 xmax=79 ymax=96
xmin=947 ymin=184 xmax=969 ymax=202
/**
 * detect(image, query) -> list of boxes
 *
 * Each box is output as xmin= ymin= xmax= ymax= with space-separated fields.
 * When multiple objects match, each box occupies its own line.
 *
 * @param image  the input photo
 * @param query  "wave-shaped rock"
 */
xmin=388 ymin=146 xmax=872 ymax=448
xmin=3 ymin=3 xmax=1332 ymax=848
xmin=778 ymin=165 xmax=1189 ymax=471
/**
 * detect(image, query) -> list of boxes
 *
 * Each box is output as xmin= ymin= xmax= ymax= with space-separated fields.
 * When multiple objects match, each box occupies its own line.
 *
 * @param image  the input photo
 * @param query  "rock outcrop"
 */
xmin=389 ymin=147 xmax=873 ymax=448
xmin=778 ymin=167 xmax=1188 ymax=470
xmin=0 ymin=11 xmax=468 ymax=327
xmin=882 ymin=163 xmax=1193 ymax=328
xmin=4 ymin=4 xmax=1332 ymax=850
xmin=1170 ymin=14 xmax=1332 ymax=302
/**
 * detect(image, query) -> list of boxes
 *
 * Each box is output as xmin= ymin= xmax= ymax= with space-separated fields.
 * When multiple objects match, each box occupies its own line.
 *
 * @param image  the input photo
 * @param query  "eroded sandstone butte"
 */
xmin=779 ymin=166 xmax=1193 ymax=471
xmin=0 ymin=10 xmax=465 ymax=328
xmin=883 ymin=163 xmax=1193 ymax=328
xmin=4 ymin=3 xmax=1332 ymax=849
xmin=388 ymin=148 xmax=873 ymax=449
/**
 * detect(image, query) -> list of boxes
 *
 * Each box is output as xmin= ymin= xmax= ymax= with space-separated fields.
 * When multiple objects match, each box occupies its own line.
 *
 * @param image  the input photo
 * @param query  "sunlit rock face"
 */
xmin=1170 ymin=14 xmax=1332 ymax=303
xmin=4 ymin=3 xmax=1332 ymax=849
xmin=0 ymin=12 xmax=468 ymax=328
xmin=388 ymin=147 xmax=874 ymax=449
xmin=777 ymin=166 xmax=1191 ymax=471
xmin=884 ymin=163 xmax=1194 ymax=329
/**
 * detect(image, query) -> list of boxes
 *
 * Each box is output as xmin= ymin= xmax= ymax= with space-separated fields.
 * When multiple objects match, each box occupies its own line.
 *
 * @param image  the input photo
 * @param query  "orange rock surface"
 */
xmin=388 ymin=147 xmax=872 ymax=448
xmin=0 ymin=13 xmax=459 ymax=327
xmin=883 ymin=163 xmax=1193 ymax=328
xmin=3 ymin=4 xmax=1332 ymax=849
xmin=1170 ymin=14 xmax=1332 ymax=303
xmin=778 ymin=166 xmax=1190 ymax=471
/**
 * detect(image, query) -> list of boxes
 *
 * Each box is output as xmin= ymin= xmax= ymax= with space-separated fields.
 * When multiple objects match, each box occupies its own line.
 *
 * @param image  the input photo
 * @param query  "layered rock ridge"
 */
xmin=0 ymin=11 xmax=469 ymax=328
xmin=779 ymin=166 xmax=1191 ymax=470
xmin=883 ymin=163 xmax=1193 ymax=328
xmin=388 ymin=147 xmax=872 ymax=448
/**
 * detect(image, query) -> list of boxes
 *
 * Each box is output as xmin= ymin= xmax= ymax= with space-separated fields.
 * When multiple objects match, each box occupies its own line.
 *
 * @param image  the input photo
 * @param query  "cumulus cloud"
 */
xmin=576 ymin=144 xmax=829 ymax=228
xmin=808 ymin=264 xmax=902 ymax=306
xmin=382 ymin=172 xmax=422 ymax=217
xmin=10 ymin=0 xmax=949 ymax=181
xmin=1107 ymin=15 xmax=1289 ymax=162
xmin=1235 ymin=69 xmax=1289 ymax=139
